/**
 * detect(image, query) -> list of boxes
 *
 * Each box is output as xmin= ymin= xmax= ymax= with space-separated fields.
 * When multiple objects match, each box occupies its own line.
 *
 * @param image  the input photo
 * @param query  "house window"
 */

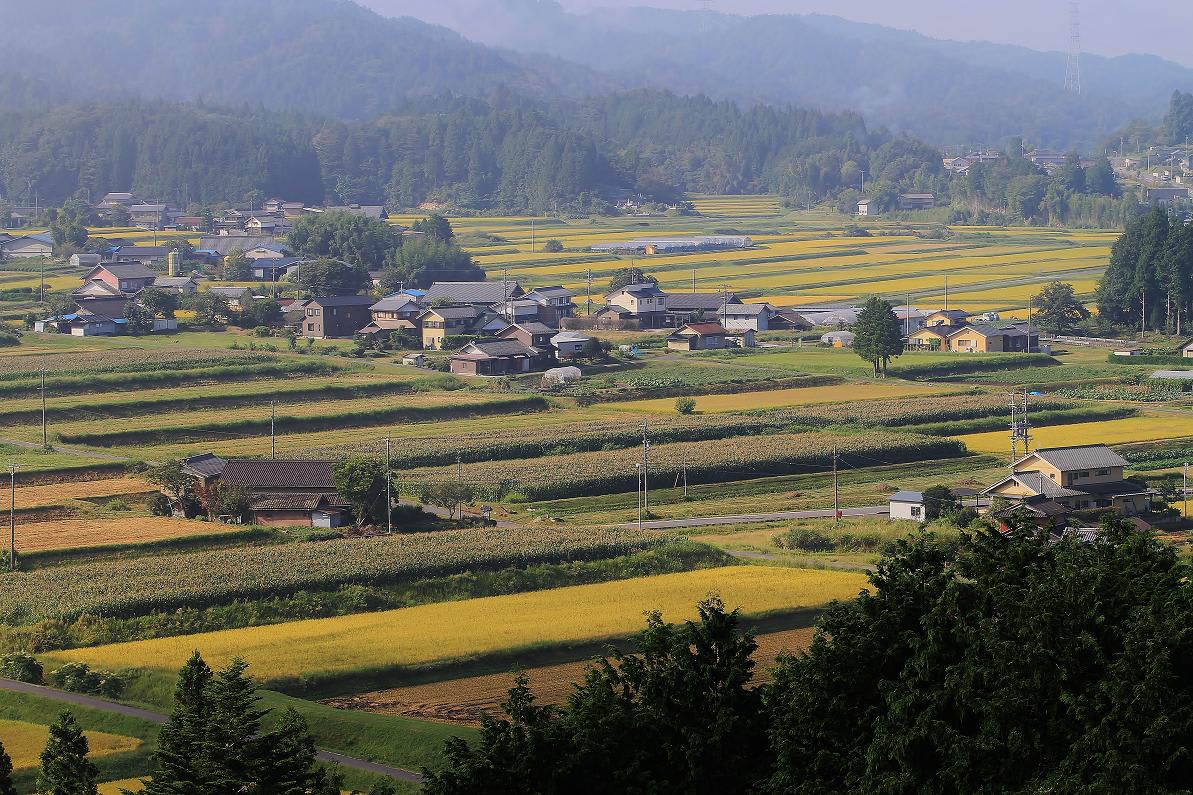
xmin=306 ymin=323 xmax=315 ymax=331
xmin=1078 ymin=471 xmax=1089 ymax=479
xmin=307 ymin=308 xmax=321 ymax=317
xmin=910 ymin=506 xmax=922 ymax=518
xmin=1096 ymin=468 xmax=1109 ymax=476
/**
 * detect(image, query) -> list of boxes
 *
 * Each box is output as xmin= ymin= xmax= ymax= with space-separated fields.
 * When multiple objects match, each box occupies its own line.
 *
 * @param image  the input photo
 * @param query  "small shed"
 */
xmin=312 ymin=507 xmax=344 ymax=529
xmin=402 ymin=353 xmax=427 ymax=367
xmin=821 ymin=330 xmax=856 ymax=348
xmin=889 ymin=491 xmax=925 ymax=521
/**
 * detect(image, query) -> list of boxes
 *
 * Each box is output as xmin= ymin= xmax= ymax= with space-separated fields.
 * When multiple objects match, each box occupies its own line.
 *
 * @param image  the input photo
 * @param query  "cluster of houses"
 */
xmin=904 ymin=308 xmax=1039 ymax=353
xmin=93 ymin=192 xmax=392 ymax=235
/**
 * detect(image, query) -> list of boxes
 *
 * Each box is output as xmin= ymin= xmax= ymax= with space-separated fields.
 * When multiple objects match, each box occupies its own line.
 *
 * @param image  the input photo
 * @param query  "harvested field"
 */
xmin=0 ymin=718 xmax=141 ymax=769
xmin=11 ymin=517 xmax=242 ymax=554
xmin=0 ymin=477 xmax=151 ymax=510
xmin=323 ymin=626 xmax=817 ymax=724
xmin=606 ymin=383 xmax=950 ymax=413
xmin=955 ymin=413 xmax=1193 ymax=455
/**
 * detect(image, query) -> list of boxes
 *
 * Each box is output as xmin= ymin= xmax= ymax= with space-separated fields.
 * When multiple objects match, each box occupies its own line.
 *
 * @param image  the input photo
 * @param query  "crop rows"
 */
xmin=403 ymin=430 xmax=968 ymax=500
xmin=0 ymin=348 xmax=269 ymax=380
xmin=0 ymin=526 xmax=672 ymax=623
xmin=58 ymin=395 xmax=549 ymax=447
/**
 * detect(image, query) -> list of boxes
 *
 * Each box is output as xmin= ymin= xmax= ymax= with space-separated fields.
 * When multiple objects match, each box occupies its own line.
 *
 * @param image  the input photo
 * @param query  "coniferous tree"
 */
xmin=851 ymin=296 xmax=904 ymax=376
xmin=0 ymin=739 xmax=16 ymax=795
xmin=207 ymin=658 xmax=269 ymax=790
xmin=36 ymin=712 xmax=98 ymax=795
xmin=256 ymin=707 xmax=325 ymax=795
xmin=142 ymin=651 xmax=215 ymax=795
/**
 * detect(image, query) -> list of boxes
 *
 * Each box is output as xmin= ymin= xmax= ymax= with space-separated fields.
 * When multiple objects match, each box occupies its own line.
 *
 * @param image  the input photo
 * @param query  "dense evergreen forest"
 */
xmin=1097 ymin=206 xmax=1193 ymax=333
xmin=0 ymin=91 xmax=946 ymax=212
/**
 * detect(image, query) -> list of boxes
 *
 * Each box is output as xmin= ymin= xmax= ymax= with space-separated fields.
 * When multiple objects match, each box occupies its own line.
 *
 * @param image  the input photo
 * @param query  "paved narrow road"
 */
xmin=0 ymin=677 xmax=424 ymax=784
xmin=620 ymin=505 xmax=888 ymax=530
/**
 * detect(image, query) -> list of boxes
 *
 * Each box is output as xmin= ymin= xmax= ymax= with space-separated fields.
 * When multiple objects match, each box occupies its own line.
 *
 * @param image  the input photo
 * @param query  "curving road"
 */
xmin=0 ymin=677 xmax=423 ymax=784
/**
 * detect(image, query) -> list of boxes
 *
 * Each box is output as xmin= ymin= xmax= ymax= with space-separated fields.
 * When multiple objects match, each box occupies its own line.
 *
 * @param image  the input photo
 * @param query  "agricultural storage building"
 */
xmin=889 ymin=491 xmax=925 ymax=521
xmin=821 ymin=330 xmax=855 ymax=347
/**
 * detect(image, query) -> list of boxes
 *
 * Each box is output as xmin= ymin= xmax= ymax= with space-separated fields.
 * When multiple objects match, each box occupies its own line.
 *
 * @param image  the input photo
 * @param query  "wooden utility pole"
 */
xmin=385 ymin=436 xmax=393 ymax=535
xmin=270 ymin=401 xmax=277 ymax=459
xmin=39 ymin=368 xmax=47 ymax=448
xmin=832 ymin=450 xmax=840 ymax=526
xmin=8 ymin=462 xmax=16 ymax=571
xmin=641 ymin=421 xmax=650 ymax=515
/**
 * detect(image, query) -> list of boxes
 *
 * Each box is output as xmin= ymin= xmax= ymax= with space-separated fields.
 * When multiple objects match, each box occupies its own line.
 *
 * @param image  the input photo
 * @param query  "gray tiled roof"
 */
xmin=424 ymin=281 xmax=522 ymax=303
xmin=665 ymin=294 xmax=734 ymax=312
xmin=458 ymin=339 xmax=538 ymax=357
xmin=719 ymin=303 xmax=771 ymax=316
xmin=221 ymin=460 xmax=336 ymax=489
xmin=1024 ymin=445 xmax=1128 ymax=471
xmin=371 ymin=295 xmax=421 ymax=312
xmin=181 ymin=453 xmax=227 ymax=479
xmin=197 ymin=236 xmax=276 ymax=255
xmin=422 ymin=305 xmax=478 ymax=320
xmin=102 ymin=261 xmax=157 ymax=279
xmin=890 ymin=491 xmax=924 ymax=503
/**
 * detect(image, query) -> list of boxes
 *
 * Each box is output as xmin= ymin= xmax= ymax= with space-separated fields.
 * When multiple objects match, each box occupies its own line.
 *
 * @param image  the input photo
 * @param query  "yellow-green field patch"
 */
xmin=0 ymin=718 xmax=141 ymax=770
xmin=606 ymin=382 xmax=949 ymax=413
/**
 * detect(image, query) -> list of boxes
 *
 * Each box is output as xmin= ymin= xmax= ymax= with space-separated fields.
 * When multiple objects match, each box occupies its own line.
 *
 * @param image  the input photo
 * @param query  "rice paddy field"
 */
xmin=606 ymin=382 xmax=950 ymax=413
xmin=57 ymin=566 xmax=867 ymax=683
xmin=954 ymin=412 xmax=1193 ymax=456
xmin=11 ymin=517 xmax=243 ymax=554
xmin=0 ymin=718 xmax=141 ymax=769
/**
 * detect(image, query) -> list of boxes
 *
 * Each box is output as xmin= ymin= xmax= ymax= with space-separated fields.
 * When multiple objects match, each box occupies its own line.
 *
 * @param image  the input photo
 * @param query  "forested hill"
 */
xmin=364 ymin=0 xmax=1193 ymax=151
xmin=0 ymin=0 xmax=613 ymax=119
xmin=0 ymin=92 xmax=944 ymax=212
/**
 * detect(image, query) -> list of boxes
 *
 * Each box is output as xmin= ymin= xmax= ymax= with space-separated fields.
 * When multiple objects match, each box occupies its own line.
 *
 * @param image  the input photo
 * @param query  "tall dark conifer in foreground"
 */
xmin=36 ymin=712 xmax=98 ymax=795
xmin=142 ymin=651 xmax=215 ymax=795
xmin=0 ymin=738 xmax=16 ymax=795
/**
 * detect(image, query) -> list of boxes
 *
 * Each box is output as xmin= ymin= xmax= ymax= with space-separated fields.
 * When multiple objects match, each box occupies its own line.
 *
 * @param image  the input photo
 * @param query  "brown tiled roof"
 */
xmin=220 ymin=460 xmax=336 ymax=489
xmin=249 ymin=492 xmax=348 ymax=510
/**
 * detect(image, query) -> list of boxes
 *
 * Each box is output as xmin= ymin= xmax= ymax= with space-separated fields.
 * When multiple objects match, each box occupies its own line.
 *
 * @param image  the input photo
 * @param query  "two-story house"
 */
xmin=84 ymin=262 xmax=157 ymax=295
xmin=301 ymin=296 xmax=375 ymax=339
xmin=423 ymin=281 xmax=523 ymax=307
xmin=358 ymin=294 xmax=424 ymax=341
xmin=497 ymin=322 xmax=555 ymax=350
xmin=521 ymin=286 xmax=577 ymax=324
xmin=599 ymin=282 xmax=668 ymax=329
xmin=417 ymin=305 xmax=479 ymax=350
xmin=983 ymin=444 xmax=1152 ymax=522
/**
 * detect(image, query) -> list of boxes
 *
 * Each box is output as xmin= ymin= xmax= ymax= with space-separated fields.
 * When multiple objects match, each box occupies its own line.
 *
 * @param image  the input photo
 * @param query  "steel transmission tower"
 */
xmin=1064 ymin=2 xmax=1082 ymax=94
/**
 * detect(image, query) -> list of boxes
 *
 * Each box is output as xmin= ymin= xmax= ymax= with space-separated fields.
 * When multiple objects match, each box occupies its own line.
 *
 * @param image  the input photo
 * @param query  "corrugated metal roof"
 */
xmin=890 ymin=491 xmax=924 ymax=503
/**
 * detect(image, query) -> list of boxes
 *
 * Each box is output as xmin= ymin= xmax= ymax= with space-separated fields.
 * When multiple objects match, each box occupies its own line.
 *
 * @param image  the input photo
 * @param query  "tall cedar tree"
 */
xmin=425 ymin=597 xmax=767 ymax=795
xmin=36 ymin=712 xmax=98 ymax=795
xmin=851 ymin=296 xmax=904 ymax=376
xmin=142 ymin=651 xmax=216 ymax=795
xmin=0 ymin=739 xmax=15 ymax=795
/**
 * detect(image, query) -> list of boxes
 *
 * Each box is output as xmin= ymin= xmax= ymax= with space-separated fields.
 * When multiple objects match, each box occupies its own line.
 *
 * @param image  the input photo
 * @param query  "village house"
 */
xmin=857 ymin=199 xmax=875 ymax=217
xmin=0 ymin=233 xmax=53 ymax=258
xmin=301 ymin=295 xmax=374 ymax=339
xmin=497 ymin=321 xmax=555 ymax=350
xmin=204 ymin=286 xmax=255 ymax=311
xmin=185 ymin=456 xmax=350 ymax=527
xmin=449 ymin=339 xmax=548 ymax=376
xmin=357 ymin=294 xmax=423 ymax=341
xmin=983 ymin=445 xmax=1153 ymax=523
xmin=97 ymin=192 xmax=138 ymax=209
xmin=423 ymin=281 xmax=523 ymax=307
xmin=945 ymin=322 xmax=1038 ymax=353
xmin=417 ymin=305 xmax=480 ymax=350
xmin=604 ymin=282 xmax=668 ymax=329
xmin=520 ymin=286 xmax=577 ymax=323
xmin=666 ymin=322 xmax=755 ymax=351
xmin=897 ymin=193 xmax=936 ymax=211
xmin=244 ymin=216 xmax=291 ymax=236
xmin=244 ymin=243 xmax=290 ymax=260
xmin=551 ymin=330 xmax=591 ymax=359
xmin=922 ymin=309 xmax=971 ymax=327
xmin=323 ymin=204 xmax=388 ymax=220
xmin=888 ymin=491 xmax=926 ymax=521
xmin=664 ymin=292 xmax=740 ymax=327
xmin=129 ymin=204 xmax=169 ymax=229
xmin=906 ymin=325 xmax=952 ymax=351
xmin=153 ymin=275 xmax=200 ymax=295
xmin=68 ymin=253 xmax=101 ymax=269
xmin=110 ymin=245 xmax=169 ymax=267
xmin=494 ymin=298 xmax=545 ymax=325
xmin=251 ymin=257 xmax=300 ymax=281
xmin=84 ymin=262 xmax=157 ymax=295
xmin=197 ymin=236 xmax=277 ymax=257
xmin=718 ymin=302 xmax=775 ymax=332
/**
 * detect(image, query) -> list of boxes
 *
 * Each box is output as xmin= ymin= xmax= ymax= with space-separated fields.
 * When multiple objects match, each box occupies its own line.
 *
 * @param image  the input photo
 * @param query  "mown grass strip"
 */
xmin=57 ymin=395 xmax=549 ymax=447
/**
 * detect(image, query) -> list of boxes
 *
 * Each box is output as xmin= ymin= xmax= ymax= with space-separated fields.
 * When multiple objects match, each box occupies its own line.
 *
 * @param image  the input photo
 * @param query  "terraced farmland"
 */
xmin=57 ymin=566 xmax=867 ymax=684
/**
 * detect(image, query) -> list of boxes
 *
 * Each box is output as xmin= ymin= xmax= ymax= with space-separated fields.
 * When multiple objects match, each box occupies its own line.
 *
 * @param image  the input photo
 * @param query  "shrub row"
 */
xmin=58 ymin=394 xmax=549 ymax=447
xmin=582 ymin=374 xmax=844 ymax=404
xmin=1105 ymin=353 xmax=1193 ymax=366
xmin=897 ymin=353 xmax=1059 ymax=380
xmin=902 ymin=405 xmax=1137 ymax=436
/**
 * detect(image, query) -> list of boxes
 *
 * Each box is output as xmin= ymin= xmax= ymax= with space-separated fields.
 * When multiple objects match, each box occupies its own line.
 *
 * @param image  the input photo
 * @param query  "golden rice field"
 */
xmin=0 ymin=477 xmax=151 ymax=510
xmin=954 ymin=413 xmax=1193 ymax=456
xmin=99 ymin=781 xmax=144 ymax=795
xmin=606 ymin=382 xmax=949 ymax=414
xmin=13 ymin=517 xmax=242 ymax=554
xmin=0 ymin=718 xmax=141 ymax=769
xmin=58 ymin=566 xmax=867 ymax=682
xmin=327 ymin=625 xmax=817 ymax=724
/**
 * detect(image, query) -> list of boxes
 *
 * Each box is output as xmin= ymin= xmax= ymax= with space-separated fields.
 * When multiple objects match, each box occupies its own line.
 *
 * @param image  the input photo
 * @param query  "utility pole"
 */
xmin=385 ymin=436 xmax=393 ymax=534
xmin=682 ymin=453 xmax=689 ymax=499
xmin=905 ymin=291 xmax=911 ymax=336
xmin=943 ymin=275 xmax=949 ymax=311
xmin=270 ymin=401 xmax=277 ymax=459
xmin=692 ymin=268 xmax=697 ymax=294
xmin=8 ymin=462 xmax=16 ymax=572
xmin=641 ymin=421 xmax=650 ymax=515
xmin=832 ymin=450 xmax=839 ymax=526
xmin=636 ymin=463 xmax=643 ymax=531
xmin=586 ymin=268 xmax=593 ymax=316
xmin=39 ymin=368 xmax=47 ymax=448
xmin=530 ymin=219 xmax=536 ymax=254
xmin=456 ymin=454 xmax=462 ymax=482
